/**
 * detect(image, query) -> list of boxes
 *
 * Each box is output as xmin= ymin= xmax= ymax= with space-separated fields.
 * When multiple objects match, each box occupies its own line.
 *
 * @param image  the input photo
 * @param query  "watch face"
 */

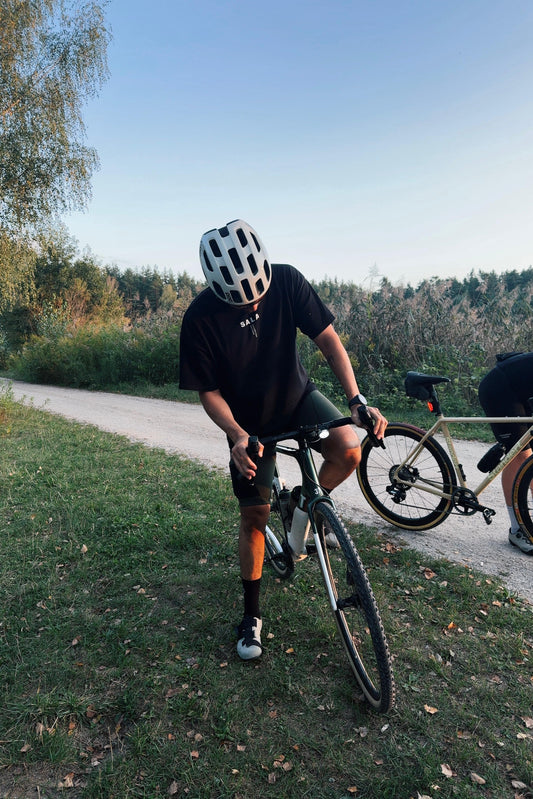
xmin=350 ymin=394 xmax=367 ymax=408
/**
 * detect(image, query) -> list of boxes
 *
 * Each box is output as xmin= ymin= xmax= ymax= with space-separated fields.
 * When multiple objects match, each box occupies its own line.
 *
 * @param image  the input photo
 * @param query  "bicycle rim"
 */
xmin=313 ymin=501 xmax=395 ymax=713
xmin=357 ymin=423 xmax=456 ymax=531
xmin=265 ymin=483 xmax=293 ymax=579
xmin=513 ymin=455 xmax=533 ymax=540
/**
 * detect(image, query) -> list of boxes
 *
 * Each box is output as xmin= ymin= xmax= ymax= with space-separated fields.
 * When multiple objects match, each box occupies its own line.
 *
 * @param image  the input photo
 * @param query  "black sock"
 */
xmin=241 ymin=578 xmax=261 ymax=618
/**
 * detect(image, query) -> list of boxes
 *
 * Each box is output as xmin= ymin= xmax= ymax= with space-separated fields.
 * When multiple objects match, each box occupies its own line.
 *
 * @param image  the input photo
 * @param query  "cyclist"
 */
xmin=478 ymin=351 xmax=533 ymax=554
xmin=179 ymin=219 xmax=387 ymax=660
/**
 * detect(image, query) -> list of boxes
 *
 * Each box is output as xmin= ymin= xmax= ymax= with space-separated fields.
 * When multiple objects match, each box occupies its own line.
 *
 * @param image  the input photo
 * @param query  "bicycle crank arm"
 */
xmin=452 ymin=487 xmax=495 ymax=523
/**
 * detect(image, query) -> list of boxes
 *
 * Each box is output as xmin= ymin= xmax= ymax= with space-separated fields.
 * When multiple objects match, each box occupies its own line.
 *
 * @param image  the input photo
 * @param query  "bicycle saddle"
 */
xmin=405 ymin=371 xmax=450 ymax=400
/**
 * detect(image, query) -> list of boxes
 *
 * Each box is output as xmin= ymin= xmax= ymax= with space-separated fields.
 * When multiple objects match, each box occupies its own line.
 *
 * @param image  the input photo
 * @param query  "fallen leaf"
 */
xmin=347 ymin=787 xmax=358 ymax=794
xmin=424 ymin=704 xmax=438 ymax=715
xmin=521 ymin=716 xmax=533 ymax=729
xmin=20 ymin=744 xmax=31 ymax=753
xmin=511 ymin=780 xmax=528 ymax=789
xmin=441 ymin=763 xmax=456 ymax=778
xmin=80 ymin=544 xmax=88 ymax=554
xmin=470 ymin=772 xmax=486 ymax=785
xmin=58 ymin=773 xmax=74 ymax=789
xmin=168 ymin=780 xmax=179 ymax=796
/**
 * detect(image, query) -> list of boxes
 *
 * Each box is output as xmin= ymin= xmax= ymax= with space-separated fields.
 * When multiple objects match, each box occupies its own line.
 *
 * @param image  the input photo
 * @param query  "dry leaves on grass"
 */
xmin=441 ymin=763 xmax=456 ymax=778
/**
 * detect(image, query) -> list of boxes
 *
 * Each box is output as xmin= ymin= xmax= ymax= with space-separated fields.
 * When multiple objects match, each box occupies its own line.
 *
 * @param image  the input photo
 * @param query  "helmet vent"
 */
xmin=247 ymin=254 xmax=258 ymax=275
xmin=209 ymin=239 xmax=222 ymax=257
xmin=220 ymin=266 xmax=234 ymax=286
xmin=241 ymin=279 xmax=253 ymax=302
xmin=255 ymin=278 xmax=265 ymax=296
xmin=202 ymin=252 xmax=214 ymax=273
xmin=251 ymin=232 xmax=261 ymax=251
xmin=236 ymin=227 xmax=248 ymax=247
xmin=228 ymin=247 xmax=244 ymax=274
xmin=264 ymin=261 xmax=271 ymax=281
xmin=230 ymin=289 xmax=242 ymax=303
xmin=212 ymin=281 xmax=225 ymax=299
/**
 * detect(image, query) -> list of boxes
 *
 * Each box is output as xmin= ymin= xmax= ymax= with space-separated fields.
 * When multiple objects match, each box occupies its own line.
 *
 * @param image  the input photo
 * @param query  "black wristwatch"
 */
xmin=348 ymin=393 xmax=367 ymax=409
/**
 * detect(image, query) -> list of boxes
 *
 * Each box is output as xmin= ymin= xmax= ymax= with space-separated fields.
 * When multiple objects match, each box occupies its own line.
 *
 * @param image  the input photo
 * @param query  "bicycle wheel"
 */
xmin=357 ymin=423 xmax=456 ymax=531
xmin=513 ymin=454 xmax=533 ymax=541
xmin=313 ymin=501 xmax=395 ymax=713
xmin=264 ymin=480 xmax=294 ymax=579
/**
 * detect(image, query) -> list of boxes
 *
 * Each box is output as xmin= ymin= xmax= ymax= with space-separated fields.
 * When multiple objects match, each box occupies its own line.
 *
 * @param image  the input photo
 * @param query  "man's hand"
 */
xmin=351 ymin=405 xmax=388 ymax=442
xmin=231 ymin=435 xmax=264 ymax=480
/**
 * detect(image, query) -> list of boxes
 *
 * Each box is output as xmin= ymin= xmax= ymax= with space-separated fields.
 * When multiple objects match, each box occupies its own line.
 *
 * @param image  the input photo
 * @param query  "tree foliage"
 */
xmin=0 ymin=232 xmax=35 ymax=314
xmin=0 ymin=0 xmax=110 ymax=232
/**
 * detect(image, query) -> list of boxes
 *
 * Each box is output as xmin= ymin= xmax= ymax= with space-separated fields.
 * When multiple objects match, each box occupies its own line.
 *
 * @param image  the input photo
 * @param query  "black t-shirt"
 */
xmin=179 ymin=264 xmax=334 ymax=435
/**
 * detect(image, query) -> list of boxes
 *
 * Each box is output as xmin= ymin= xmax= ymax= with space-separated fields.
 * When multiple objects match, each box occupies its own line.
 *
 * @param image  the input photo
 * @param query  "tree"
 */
xmin=0 ymin=0 xmax=110 ymax=233
xmin=0 ymin=231 xmax=35 ymax=314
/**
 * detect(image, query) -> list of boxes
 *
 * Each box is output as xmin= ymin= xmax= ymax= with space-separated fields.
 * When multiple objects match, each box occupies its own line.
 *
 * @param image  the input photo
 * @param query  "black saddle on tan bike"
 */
xmin=405 ymin=371 xmax=450 ymax=401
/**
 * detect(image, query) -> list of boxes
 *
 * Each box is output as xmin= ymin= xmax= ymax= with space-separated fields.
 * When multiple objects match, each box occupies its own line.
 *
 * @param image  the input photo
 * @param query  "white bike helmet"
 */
xmin=199 ymin=219 xmax=272 ymax=306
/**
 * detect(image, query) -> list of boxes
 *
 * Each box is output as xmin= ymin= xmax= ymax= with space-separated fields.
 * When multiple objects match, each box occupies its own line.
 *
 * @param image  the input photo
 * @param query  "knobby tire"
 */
xmin=513 ymin=454 xmax=533 ymax=541
xmin=313 ymin=501 xmax=395 ymax=713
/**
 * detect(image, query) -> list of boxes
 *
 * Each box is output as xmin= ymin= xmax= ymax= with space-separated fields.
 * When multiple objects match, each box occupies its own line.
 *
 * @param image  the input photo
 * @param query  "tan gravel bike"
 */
xmin=357 ymin=371 xmax=533 ymax=536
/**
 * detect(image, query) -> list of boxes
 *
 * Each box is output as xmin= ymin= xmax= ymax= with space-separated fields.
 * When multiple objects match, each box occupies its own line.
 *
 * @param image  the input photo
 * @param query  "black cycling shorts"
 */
xmin=229 ymin=390 xmax=344 ymax=507
xmin=478 ymin=365 xmax=532 ymax=450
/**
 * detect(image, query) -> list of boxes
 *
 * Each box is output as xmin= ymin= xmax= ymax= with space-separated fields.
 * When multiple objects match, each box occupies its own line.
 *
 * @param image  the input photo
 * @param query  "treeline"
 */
xmin=1 ymin=230 xmax=532 ymax=413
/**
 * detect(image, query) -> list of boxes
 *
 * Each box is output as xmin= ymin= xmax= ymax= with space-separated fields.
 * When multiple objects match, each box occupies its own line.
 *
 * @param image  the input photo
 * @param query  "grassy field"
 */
xmin=0 ymin=385 xmax=531 ymax=799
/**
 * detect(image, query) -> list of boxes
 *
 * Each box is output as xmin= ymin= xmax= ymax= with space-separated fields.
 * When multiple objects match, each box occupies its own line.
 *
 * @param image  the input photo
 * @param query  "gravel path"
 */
xmin=4 ymin=378 xmax=531 ymax=604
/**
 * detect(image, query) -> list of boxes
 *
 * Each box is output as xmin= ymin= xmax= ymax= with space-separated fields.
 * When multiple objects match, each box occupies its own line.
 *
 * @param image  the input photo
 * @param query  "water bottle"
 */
xmin=288 ymin=506 xmax=310 ymax=561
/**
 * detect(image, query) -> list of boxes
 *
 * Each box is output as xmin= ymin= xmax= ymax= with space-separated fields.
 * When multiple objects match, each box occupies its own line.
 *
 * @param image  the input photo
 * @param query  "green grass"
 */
xmin=0 ymin=386 xmax=531 ymax=798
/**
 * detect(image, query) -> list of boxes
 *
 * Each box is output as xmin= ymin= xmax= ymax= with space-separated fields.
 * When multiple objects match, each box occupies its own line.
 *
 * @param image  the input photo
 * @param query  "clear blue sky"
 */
xmin=64 ymin=0 xmax=533 ymax=286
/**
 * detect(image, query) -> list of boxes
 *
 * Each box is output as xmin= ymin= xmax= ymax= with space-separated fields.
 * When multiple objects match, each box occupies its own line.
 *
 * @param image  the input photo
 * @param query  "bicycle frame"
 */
xmin=399 ymin=415 xmax=533 ymax=501
xmin=275 ymin=440 xmax=335 ymax=525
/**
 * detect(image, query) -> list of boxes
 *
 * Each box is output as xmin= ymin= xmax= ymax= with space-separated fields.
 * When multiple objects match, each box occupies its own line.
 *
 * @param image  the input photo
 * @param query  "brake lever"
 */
xmin=356 ymin=405 xmax=386 ymax=449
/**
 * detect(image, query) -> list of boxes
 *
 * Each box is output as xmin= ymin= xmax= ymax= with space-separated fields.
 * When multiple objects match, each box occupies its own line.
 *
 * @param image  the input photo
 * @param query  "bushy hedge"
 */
xmin=10 ymin=325 xmax=181 ymax=388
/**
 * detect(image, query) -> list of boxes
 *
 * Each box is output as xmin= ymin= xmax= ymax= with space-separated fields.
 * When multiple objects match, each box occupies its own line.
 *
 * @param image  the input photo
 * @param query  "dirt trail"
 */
xmin=4 ymin=378 xmax=531 ymax=604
